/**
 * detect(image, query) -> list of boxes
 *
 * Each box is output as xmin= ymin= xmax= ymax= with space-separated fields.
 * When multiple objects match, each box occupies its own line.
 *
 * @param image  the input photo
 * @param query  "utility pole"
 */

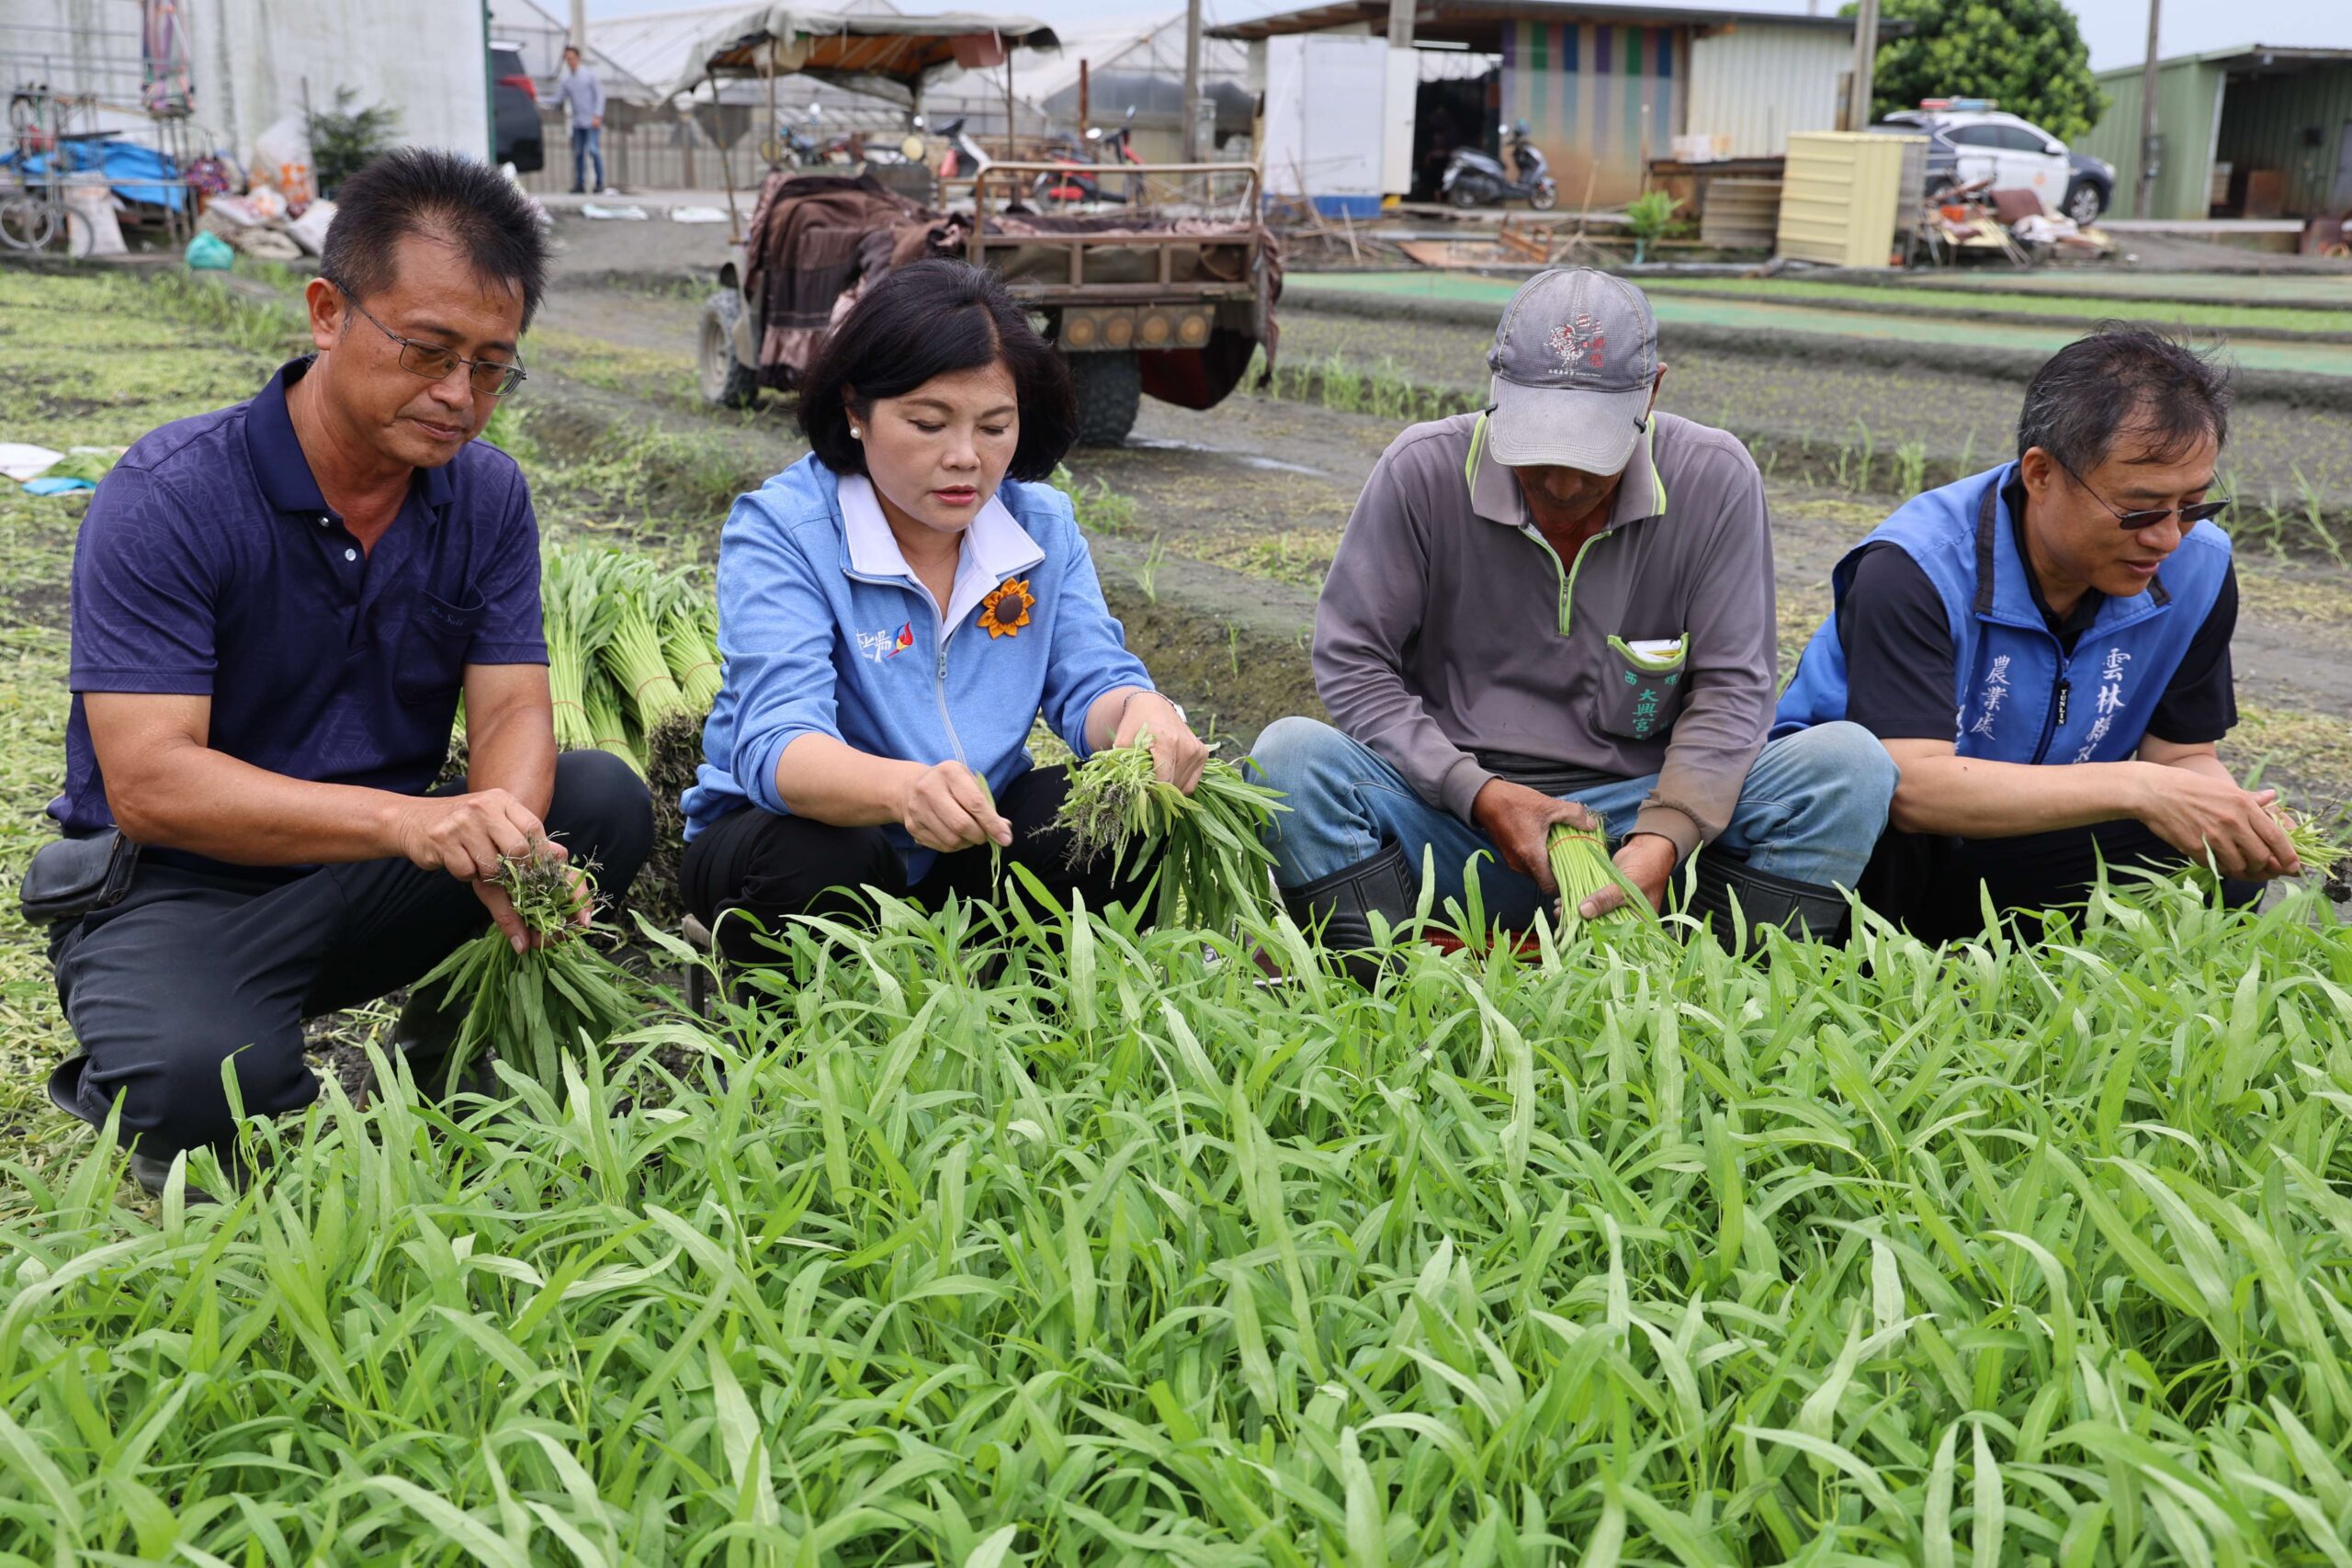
xmin=1387 ymin=0 xmax=1413 ymax=50
xmin=2134 ymin=0 xmax=2162 ymax=218
xmin=1847 ymin=0 xmax=1879 ymax=134
xmin=569 ymin=0 xmax=587 ymax=51
xmin=1182 ymin=0 xmax=1204 ymax=162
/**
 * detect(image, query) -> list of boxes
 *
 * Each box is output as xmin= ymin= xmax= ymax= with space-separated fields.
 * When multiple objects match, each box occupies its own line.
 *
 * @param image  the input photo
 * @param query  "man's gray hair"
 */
xmin=2017 ymin=322 xmax=2233 ymax=471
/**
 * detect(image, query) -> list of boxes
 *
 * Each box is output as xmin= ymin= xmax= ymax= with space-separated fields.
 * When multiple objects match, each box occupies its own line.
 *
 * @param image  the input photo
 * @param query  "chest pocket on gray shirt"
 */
xmin=1596 ymin=633 xmax=1688 ymax=741
xmin=394 ymin=588 xmax=484 ymax=707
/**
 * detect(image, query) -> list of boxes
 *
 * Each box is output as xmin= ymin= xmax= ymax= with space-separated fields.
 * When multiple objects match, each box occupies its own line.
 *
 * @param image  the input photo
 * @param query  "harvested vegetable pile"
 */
xmin=17 ymin=876 xmax=2352 ymax=1561
xmin=411 ymin=849 xmax=641 ymax=1089
xmin=538 ymin=546 xmax=723 ymax=925
xmin=1055 ymin=739 xmax=1286 ymax=930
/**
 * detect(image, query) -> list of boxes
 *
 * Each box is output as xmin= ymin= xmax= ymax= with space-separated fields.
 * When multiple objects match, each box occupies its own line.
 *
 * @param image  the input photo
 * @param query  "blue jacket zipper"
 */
xmin=2028 ymin=642 xmax=2071 ymax=767
xmin=845 ymin=566 xmax=969 ymax=770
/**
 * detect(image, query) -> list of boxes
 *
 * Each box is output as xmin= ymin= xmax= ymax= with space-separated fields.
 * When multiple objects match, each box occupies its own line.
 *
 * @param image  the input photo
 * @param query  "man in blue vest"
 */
xmin=1777 ymin=323 xmax=2299 ymax=941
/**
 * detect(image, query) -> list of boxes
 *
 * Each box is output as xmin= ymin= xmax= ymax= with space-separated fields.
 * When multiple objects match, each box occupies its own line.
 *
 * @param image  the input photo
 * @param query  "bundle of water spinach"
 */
xmin=1056 ymin=739 xmax=1287 ymax=932
xmin=1547 ymin=816 xmax=1659 ymax=929
xmin=414 ymin=851 xmax=641 ymax=1089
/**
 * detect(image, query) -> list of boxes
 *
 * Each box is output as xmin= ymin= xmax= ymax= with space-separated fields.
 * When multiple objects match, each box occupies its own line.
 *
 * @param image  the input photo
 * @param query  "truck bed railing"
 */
xmin=935 ymin=162 xmax=1264 ymax=288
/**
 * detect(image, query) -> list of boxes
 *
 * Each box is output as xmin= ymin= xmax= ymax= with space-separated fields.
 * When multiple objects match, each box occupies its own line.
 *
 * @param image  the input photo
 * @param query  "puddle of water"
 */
xmin=1124 ymin=435 xmax=1328 ymax=477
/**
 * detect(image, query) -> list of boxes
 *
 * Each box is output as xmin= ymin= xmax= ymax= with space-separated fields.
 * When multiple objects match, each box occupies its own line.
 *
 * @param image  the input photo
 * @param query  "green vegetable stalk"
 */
xmin=414 ymin=851 xmax=641 ymax=1089
xmin=1547 ymin=816 xmax=1658 ymax=929
xmin=1056 ymin=739 xmax=1287 ymax=931
xmin=2276 ymin=800 xmax=2351 ymax=878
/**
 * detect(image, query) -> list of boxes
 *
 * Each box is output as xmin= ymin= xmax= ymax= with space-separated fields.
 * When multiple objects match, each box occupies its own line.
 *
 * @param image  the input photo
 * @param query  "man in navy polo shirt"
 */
xmin=40 ymin=149 xmax=652 ymax=1192
xmin=1776 ymin=324 xmax=2299 ymax=940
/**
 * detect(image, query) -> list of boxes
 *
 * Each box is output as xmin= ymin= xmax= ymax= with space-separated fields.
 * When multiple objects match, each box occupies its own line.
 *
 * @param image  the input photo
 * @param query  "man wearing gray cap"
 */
xmin=1250 ymin=268 xmax=1896 ymax=956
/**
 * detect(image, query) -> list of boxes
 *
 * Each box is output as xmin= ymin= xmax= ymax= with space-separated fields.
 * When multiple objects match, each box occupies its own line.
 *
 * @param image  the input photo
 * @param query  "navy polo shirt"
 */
xmin=54 ymin=357 xmax=547 ymax=856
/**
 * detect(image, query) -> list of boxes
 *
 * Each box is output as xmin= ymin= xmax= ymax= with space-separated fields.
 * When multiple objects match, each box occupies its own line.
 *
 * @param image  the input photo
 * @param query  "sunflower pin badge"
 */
xmin=978 ymin=576 xmax=1035 ymax=638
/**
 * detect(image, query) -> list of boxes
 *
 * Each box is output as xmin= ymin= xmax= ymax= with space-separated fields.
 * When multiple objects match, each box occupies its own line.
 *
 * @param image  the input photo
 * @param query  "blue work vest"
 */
xmin=1775 ymin=464 xmax=2232 ymax=764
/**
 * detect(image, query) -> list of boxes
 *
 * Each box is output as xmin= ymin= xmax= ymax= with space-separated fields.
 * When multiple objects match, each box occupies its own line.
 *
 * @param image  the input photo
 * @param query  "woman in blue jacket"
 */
xmin=681 ymin=260 xmax=1209 ymax=958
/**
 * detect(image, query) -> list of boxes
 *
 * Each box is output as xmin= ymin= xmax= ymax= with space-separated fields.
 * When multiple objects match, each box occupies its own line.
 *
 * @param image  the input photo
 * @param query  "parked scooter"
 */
xmin=764 ymin=103 xmax=825 ymax=168
xmin=1441 ymin=122 xmax=1557 ymax=210
xmin=930 ymin=115 xmax=994 ymax=180
xmin=1032 ymin=107 xmax=1144 ymax=207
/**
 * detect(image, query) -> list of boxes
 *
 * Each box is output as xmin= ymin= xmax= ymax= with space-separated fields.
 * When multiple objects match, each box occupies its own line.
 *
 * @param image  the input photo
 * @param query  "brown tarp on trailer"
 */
xmin=743 ymin=169 xmax=1280 ymax=406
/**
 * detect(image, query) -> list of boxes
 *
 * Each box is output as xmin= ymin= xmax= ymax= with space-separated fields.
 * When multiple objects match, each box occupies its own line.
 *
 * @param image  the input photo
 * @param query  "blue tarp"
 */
xmin=0 ymin=137 xmax=186 ymax=213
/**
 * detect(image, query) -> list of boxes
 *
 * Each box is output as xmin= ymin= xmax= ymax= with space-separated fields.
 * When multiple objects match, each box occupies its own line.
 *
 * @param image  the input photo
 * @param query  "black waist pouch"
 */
xmin=1473 ymin=750 xmax=1623 ymax=798
xmin=18 ymin=829 xmax=140 ymax=923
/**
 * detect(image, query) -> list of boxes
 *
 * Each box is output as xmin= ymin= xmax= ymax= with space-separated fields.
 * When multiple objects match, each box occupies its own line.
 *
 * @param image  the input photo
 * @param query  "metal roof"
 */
xmin=1208 ymin=0 xmax=1859 ymax=42
xmin=666 ymin=5 xmax=1062 ymax=101
xmin=2095 ymin=44 xmax=2352 ymax=80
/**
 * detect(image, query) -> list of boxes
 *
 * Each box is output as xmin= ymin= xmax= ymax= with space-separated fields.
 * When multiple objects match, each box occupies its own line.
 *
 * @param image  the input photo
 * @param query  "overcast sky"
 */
xmin=584 ymin=0 xmax=2352 ymax=74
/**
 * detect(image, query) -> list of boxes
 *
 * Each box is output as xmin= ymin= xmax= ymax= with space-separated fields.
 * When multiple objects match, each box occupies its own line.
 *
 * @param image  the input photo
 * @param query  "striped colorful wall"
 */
xmin=1499 ymin=20 xmax=1688 ymax=206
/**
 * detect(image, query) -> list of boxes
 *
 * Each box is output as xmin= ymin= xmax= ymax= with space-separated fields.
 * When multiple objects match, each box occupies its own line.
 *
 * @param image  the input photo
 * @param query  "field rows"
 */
xmin=8 ymin=885 xmax=2352 ymax=1561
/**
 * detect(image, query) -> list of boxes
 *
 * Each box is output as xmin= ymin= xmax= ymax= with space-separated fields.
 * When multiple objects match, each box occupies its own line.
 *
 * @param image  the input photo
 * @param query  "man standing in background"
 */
xmin=556 ymin=44 xmax=606 ymax=196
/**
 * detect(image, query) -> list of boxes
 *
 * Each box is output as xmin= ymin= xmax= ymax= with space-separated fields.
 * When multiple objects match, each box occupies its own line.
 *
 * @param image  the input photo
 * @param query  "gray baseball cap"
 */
xmin=1486 ymin=267 xmax=1660 ymax=476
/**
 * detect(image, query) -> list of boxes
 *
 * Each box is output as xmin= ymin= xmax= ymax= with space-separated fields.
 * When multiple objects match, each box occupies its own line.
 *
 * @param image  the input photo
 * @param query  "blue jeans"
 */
xmin=571 ymin=126 xmax=605 ymax=192
xmin=1251 ymin=717 xmax=1896 ymax=927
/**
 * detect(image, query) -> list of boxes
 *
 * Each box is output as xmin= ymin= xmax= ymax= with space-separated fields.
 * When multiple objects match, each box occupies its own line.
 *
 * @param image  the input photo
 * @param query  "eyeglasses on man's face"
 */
xmin=2054 ymin=456 xmax=2228 ymax=532
xmin=325 ymin=277 xmax=527 ymax=398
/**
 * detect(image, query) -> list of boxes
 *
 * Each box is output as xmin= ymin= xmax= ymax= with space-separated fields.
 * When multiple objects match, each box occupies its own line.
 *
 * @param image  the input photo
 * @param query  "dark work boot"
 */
xmin=1683 ymin=851 xmax=1855 ymax=953
xmin=50 ymin=1056 xmax=245 ymax=1204
xmin=1280 ymin=841 xmax=1417 ymax=987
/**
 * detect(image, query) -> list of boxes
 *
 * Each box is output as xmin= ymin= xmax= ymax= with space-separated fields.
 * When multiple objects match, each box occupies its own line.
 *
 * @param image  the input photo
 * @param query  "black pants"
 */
xmin=1860 ymin=818 xmax=2261 ymax=945
xmin=47 ymin=750 xmax=654 ymax=1157
xmin=681 ymin=764 xmax=1155 ymax=964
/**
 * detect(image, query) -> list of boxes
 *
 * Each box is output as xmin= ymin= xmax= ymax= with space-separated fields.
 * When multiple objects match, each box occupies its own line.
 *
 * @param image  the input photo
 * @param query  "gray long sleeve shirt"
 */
xmin=555 ymin=65 xmax=605 ymax=129
xmin=1313 ymin=409 xmax=1778 ymax=859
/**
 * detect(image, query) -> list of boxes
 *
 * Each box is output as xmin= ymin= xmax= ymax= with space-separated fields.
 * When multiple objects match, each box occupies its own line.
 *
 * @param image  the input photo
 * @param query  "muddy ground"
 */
xmin=533 ymin=277 xmax=2352 ymax=808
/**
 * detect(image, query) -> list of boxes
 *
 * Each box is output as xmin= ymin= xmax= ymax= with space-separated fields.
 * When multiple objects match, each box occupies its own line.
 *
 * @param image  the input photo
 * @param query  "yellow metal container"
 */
xmin=1775 ymin=131 xmax=1925 ymax=268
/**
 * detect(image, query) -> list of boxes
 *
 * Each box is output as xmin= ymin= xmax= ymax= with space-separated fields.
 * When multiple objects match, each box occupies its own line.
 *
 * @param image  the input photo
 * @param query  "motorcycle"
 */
xmin=1441 ymin=123 xmax=1557 ymax=210
xmin=1032 ymin=107 xmax=1144 ymax=207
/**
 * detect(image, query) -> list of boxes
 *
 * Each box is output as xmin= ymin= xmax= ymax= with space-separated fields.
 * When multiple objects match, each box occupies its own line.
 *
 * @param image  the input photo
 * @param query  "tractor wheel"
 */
xmin=698 ymin=288 xmax=760 ymax=409
xmin=1066 ymin=349 xmax=1140 ymax=446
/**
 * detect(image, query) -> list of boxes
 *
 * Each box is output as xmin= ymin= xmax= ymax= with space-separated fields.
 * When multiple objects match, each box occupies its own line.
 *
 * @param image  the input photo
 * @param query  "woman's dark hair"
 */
xmin=798 ymin=259 xmax=1076 ymax=482
xmin=319 ymin=147 xmax=548 ymax=330
xmin=2018 ymin=321 xmax=2233 ymax=471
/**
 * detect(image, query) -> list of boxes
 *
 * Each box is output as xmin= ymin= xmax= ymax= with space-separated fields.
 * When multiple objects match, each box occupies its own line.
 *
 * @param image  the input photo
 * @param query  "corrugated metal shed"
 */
xmin=2082 ymin=57 xmax=2227 ymax=220
xmin=1500 ymin=18 xmax=1686 ymax=207
xmin=2214 ymin=64 xmax=2352 ymax=215
xmin=1686 ymin=23 xmax=1848 ymax=159
xmin=2084 ymin=46 xmax=2352 ymax=220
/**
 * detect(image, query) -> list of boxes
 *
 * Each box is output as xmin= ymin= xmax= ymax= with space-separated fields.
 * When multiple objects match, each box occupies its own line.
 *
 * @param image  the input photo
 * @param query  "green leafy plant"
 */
xmin=303 ymin=87 xmax=401 ymax=199
xmin=1894 ymin=439 xmax=1928 ymax=497
xmin=1623 ymin=190 xmax=1681 ymax=263
xmin=1050 ymin=464 xmax=1138 ymax=536
xmin=14 ymin=874 xmax=2352 ymax=1559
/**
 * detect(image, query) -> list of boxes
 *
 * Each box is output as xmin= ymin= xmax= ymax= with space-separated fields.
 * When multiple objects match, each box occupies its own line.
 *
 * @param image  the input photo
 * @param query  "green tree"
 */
xmin=1844 ymin=0 xmax=2108 ymax=141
